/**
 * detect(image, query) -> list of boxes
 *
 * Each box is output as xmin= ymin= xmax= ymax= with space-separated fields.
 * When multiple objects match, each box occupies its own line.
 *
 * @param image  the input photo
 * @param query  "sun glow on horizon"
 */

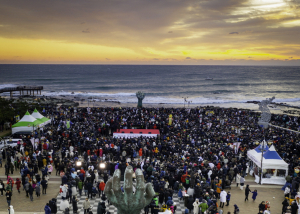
xmin=0 ymin=0 xmax=299 ymax=65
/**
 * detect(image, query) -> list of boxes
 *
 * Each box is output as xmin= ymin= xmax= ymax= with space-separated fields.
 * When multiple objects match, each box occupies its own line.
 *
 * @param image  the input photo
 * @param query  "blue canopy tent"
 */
xmin=247 ymin=144 xmax=288 ymax=185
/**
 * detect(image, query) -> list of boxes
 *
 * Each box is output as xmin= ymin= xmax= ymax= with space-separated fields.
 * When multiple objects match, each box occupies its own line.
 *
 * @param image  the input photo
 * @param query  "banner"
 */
xmin=232 ymin=142 xmax=241 ymax=154
xmin=168 ymin=114 xmax=172 ymax=125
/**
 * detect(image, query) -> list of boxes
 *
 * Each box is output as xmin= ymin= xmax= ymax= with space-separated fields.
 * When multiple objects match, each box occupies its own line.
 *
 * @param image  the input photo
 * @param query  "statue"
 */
xmin=136 ymin=91 xmax=145 ymax=108
xmin=257 ymin=97 xmax=275 ymax=129
xmin=104 ymin=166 xmax=155 ymax=214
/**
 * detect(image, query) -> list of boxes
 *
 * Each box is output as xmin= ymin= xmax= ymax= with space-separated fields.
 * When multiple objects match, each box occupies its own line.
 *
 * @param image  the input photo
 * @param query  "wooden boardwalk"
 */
xmin=0 ymin=86 xmax=43 ymax=97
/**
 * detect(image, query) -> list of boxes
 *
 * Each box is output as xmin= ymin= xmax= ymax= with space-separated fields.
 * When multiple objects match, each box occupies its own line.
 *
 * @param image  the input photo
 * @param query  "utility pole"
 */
xmin=257 ymin=96 xmax=275 ymax=184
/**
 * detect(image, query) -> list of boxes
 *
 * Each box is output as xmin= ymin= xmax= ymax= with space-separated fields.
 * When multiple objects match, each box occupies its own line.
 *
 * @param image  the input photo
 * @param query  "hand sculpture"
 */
xmin=104 ymin=166 xmax=155 ymax=214
xmin=136 ymin=91 xmax=145 ymax=108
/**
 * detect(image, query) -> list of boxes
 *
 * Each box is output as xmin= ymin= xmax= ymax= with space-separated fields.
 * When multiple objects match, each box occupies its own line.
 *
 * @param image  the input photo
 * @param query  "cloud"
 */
xmin=153 ymin=58 xmax=159 ymax=60
xmin=0 ymin=0 xmax=299 ymax=65
xmin=185 ymin=57 xmax=192 ymax=59
xmin=105 ymin=58 xmax=110 ymax=60
xmin=82 ymin=29 xmax=90 ymax=33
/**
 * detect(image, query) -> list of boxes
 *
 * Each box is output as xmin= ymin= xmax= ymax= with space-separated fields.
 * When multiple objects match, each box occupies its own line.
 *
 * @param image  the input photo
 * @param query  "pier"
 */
xmin=0 ymin=86 xmax=43 ymax=98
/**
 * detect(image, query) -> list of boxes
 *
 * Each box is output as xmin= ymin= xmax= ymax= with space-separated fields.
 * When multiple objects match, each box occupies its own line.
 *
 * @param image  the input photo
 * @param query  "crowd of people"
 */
xmin=0 ymin=105 xmax=300 ymax=214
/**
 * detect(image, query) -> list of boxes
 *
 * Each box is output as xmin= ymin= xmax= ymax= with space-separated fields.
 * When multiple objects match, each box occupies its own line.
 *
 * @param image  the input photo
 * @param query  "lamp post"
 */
xmin=258 ymin=140 xmax=267 ymax=184
xmin=182 ymin=97 xmax=188 ymax=108
xmin=257 ymin=97 xmax=275 ymax=185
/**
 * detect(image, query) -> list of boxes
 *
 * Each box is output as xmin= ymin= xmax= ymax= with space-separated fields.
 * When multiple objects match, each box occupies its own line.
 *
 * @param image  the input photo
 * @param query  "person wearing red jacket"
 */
xmin=139 ymin=148 xmax=143 ymax=160
xmin=98 ymin=181 xmax=105 ymax=197
xmin=15 ymin=178 xmax=21 ymax=193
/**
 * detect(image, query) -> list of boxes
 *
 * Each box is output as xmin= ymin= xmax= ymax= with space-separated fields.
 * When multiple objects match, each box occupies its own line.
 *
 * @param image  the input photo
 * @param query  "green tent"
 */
xmin=12 ymin=111 xmax=43 ymax=134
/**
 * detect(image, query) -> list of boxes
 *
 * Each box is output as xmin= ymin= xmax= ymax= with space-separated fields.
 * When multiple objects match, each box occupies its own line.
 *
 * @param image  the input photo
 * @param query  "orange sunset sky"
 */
xmin=1 ymin=0 xmax=300 ymax=65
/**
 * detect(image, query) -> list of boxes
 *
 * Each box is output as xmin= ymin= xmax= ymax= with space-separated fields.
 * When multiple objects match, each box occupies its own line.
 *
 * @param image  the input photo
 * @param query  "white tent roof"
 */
xmin=31 ymin=109 xmax=51 ymax=125
xmin=247 ymin=144 xmax=288 ymax=170
xmin=19 ymin=113 xmax=38 ymax=122
xmin=31 ymin=110 xmax=44 ymax=119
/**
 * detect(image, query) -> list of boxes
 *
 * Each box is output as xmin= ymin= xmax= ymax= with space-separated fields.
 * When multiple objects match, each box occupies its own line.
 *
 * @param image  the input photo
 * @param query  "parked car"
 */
xmin=0 ymin=138 xmax=22 ymax=150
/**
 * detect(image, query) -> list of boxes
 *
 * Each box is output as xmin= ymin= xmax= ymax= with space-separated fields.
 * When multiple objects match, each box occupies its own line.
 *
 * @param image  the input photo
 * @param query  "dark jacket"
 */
xmin=97 ymin=202 xmax=106 ymax=214
xmin=44 ymin=205 xmax=51 ymax=214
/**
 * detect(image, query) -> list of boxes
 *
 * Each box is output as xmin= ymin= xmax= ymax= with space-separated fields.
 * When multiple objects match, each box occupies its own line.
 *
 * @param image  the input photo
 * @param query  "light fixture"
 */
xmin=76 ymin=161 xmax=82 ymax=167
xmin=100 ymin=163 xmax=106 ymax=169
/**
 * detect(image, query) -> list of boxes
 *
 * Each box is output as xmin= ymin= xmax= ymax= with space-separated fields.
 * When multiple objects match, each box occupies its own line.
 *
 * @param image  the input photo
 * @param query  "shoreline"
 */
xmin=2 ymin=94 xmax=300 ymax=116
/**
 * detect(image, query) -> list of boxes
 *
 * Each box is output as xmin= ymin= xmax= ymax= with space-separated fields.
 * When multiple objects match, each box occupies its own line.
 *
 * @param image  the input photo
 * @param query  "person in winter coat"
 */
xmin=245 ymin=184 xmax=252 ymax=201
xmin=187 ymin=195 xmax=194 ymax=213
xmin=282 ymin=198 xmax=290 ymax=214
xmin=83 ymin=198 xmax=90 ymax=214
xmin=28 ymin=184 xmax=34 ymax=201
xmin=240 ymin=176 xmax=245 ymax=190
xmin=166 ymin=196 xmax=173 ymax=206
xmin=0 ymin=180 xmax=5 ymax=195
xmin=8 ymin=205 xmax=14 ymax=214
xmin=252 ymin=189 xmax=258 ymax=201
xmin=36 ymin=183 xmax=41 ymax=197
xmin=15 ymin=178 xmax=21 ymax=193
xmin=49 ymin=199 xmax=58 ymax=214
xmin=97 ymin=202 xmax=106 ymax=214
xmin=139 ymin=148 xmax=143 ymax=160
xmin=41 ymin=178 xmax=48 ymax=194
xmin=44 ymin=203 xmax=51 ymax=214
xmin=98 ymin=181 xmax=105 ymax=197
xmin=72 ymin=196 xmax=78 ymax=214
xmin=77 ymin=180 xmax=83 ymax=196
xmin=259 ymin=201 xmax=266 ymax=212
xmin=236 ymin=173 xmax=241 ymax=187
xmin=192 ymin=199 xmax=200 ymax=214
xmin=220 ymin=190 xmax=227 ymax=208
xmin=291 ymin=200 xmax=298 ymax=214
xmin=199 ymin=199 xmax=208 ymax=213
xmin=263 ymin=207 xmax=271 ymax=214
xmin=226 ymin=191 xmax=231 ymax=206
xmin=234 ymin=204 xmax=240 ymax=214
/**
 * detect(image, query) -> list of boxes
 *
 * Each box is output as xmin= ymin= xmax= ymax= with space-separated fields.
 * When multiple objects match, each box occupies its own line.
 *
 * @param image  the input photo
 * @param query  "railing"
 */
xmin=0 ymin=86 xmax=43 ymax=93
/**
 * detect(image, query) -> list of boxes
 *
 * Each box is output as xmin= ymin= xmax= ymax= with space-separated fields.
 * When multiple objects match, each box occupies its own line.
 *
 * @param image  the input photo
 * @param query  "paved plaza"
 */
xmin=0 ymin=161 xmax=286 ymax=214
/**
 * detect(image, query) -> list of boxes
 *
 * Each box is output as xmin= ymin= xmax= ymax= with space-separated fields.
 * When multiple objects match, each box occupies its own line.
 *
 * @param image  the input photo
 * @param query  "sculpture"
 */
xmin=136 ymin=91 xmax=145 ymax=108
xmin=104 ymin=166 xmax=155 ymax=214
xmin=257 ymin=96 xmax=275 ymax=129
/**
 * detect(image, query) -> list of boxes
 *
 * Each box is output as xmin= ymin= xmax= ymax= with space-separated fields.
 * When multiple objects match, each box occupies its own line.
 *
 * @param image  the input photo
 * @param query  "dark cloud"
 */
xmin=0 ymin=0 xmax=299 ymax=64
xmin=82 ymin=29 xmax=90 ymax=33
xmin=186 ymin=57 xmax=192 ymax=59
xmin=105 ymin=58 xmax=110 ymax=60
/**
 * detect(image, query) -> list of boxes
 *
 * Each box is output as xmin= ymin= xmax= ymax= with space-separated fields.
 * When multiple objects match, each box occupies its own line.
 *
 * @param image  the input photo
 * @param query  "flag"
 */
xmin=66 ymin=121 xmax=70 ymax=129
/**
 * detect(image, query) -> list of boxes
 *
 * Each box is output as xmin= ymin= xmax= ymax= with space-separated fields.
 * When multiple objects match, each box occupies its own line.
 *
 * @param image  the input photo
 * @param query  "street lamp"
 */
xmin=257 ymin=97 xmax=275 ymax=185
xmin=258 ymin=140 xmax=268 ymax=184
xmin=182 ymin=97 xmax=188 ymax=108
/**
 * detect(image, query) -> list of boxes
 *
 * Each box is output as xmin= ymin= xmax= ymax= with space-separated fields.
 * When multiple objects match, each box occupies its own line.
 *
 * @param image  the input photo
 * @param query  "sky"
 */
xmin=1 ymin=0 xmax=300 ymax=65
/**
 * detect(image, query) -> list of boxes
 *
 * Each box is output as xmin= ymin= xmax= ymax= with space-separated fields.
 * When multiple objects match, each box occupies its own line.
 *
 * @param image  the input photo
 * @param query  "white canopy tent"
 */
xmin=247 ymin=143 xmax=288 ymax=185
xmin=11 ymin=111 xmax=42 ymax=134
xmin=31 ymin=108 xmax=51 ymax=125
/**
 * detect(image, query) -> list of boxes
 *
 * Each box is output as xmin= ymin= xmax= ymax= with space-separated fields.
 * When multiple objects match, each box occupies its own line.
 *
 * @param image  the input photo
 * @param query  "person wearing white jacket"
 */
xmin=192 ymin=199 xmax=200 ymax=214
xmin=219 ymin=190 xmax=227 ymax=208
xmin=240 ymin=176 xmax=245 ymax=190
xmin=236 ymin=173 xmax=241 ymax=187
xmin=8 ymin=205 xmax=14 ymax=214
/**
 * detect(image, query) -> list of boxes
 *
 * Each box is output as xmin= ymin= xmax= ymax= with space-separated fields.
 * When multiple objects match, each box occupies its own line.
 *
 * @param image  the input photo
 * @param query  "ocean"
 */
xmin=0 ymin=64 xmax=300 ymax=109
